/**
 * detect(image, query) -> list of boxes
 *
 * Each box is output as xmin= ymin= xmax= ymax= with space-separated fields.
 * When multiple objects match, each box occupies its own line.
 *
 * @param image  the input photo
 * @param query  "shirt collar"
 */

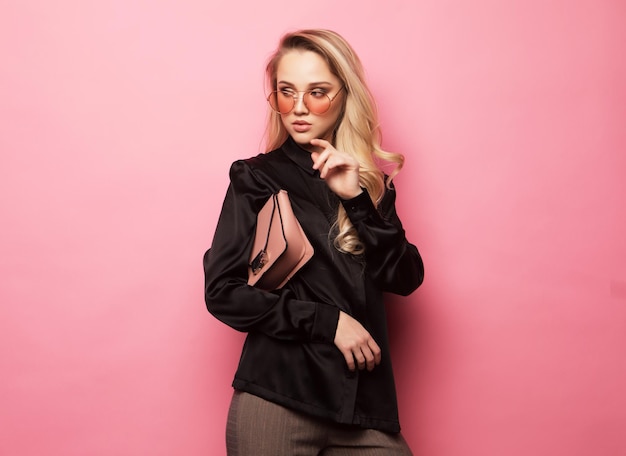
xmin=281 ymin=136 xmax=317 ymax=175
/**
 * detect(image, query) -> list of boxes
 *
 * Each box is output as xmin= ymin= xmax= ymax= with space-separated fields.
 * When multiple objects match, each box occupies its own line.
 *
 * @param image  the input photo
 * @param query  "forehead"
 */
xmin=276 ymin=50 xmax=340 ymax=86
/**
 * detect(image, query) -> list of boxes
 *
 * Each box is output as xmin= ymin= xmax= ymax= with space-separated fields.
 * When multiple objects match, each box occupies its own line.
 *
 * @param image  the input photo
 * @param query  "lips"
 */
xmin=292 ymin=121 xmax=312 ymax=133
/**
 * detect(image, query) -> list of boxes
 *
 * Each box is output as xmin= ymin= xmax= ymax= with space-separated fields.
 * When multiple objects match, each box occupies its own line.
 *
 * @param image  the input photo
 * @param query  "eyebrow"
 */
xmin=277 ymin=81 xmax=334 ymax=88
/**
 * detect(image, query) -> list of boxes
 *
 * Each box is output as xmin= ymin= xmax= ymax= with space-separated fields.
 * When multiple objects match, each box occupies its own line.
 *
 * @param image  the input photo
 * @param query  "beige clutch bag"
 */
xmin=247 ymin=190 xmax=314 ymax=290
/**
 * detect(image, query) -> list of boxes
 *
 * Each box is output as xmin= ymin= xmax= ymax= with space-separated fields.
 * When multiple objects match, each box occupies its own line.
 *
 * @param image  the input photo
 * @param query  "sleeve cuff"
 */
xmin=339 ymin=188 xmax=378 ymax=223
xmin=311 ymin=303 xmax=340 ymax=344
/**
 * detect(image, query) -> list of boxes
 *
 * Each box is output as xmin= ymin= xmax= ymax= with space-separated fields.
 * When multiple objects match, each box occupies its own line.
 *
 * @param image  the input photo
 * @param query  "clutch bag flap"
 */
xmin=247 ymin=190 xmax=313 ymax=290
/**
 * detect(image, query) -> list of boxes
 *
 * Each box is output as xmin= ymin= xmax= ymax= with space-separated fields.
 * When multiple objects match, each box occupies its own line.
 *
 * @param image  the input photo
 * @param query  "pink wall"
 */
xmin=1 ymin=1 xmax=624 ymax=455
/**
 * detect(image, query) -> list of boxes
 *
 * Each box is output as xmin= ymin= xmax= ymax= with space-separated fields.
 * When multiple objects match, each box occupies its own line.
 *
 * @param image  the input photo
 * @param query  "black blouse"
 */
xmin=203 ymin=137 xmax=424 ymax=433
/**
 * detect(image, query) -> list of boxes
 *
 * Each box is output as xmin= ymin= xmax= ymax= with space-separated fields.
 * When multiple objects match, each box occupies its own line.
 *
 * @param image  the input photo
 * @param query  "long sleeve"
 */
xmin=203 ymin=160 xmax=339 ymax=343
xmin=340 ymin=186 xmax=424 ymax=296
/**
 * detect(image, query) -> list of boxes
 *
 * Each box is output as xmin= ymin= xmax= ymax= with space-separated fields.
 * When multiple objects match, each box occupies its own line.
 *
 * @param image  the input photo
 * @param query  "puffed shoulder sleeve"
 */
xmin=340 ymin=185 xmax=424 ymax=296
xmin=203 ymin=159 xmax=339 ymax=343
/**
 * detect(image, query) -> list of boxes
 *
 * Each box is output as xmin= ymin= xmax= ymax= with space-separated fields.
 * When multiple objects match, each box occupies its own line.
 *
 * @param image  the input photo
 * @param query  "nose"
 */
xmin=293 ymin=92 xmax=309 ymax=114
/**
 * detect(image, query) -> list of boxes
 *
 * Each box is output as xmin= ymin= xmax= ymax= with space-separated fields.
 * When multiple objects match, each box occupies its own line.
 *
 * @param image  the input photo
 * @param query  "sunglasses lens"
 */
xmin=268 ymin=91 xmax=294 ymax=114
xmin=304 ymin=92 xmax=331 ymax=114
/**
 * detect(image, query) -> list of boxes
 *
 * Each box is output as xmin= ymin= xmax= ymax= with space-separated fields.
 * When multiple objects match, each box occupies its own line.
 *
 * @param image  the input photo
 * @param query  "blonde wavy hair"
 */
xmin=264 ymin=29 xmax=404 ymax=255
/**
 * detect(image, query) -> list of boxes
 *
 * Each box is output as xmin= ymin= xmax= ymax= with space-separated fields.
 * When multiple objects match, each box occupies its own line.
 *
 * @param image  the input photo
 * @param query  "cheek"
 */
xmin=323 ymin=105 xmax=343 ymax=130
xmin=330 ymin=98 xmax=345 ymax=122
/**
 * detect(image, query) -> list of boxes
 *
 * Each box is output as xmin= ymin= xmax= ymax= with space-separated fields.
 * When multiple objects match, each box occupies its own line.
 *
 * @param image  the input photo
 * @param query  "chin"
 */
xmin=288 ymin=129 xmax=332 ymax=149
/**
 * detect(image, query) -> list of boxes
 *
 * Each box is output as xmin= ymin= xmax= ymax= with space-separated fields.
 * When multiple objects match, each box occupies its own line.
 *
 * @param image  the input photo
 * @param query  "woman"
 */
xmin=203 ymin=29 xmax=424 ymax=455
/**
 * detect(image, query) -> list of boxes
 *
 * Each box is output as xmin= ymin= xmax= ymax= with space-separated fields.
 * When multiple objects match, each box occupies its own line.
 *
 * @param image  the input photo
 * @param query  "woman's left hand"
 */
xmin=310 ymin=139 xmax=362 ymax=200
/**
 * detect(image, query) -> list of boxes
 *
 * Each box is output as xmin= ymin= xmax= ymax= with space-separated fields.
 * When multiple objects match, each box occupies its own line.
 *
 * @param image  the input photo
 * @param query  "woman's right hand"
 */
xmin=334 ymin=311 xmax=381 ymax=371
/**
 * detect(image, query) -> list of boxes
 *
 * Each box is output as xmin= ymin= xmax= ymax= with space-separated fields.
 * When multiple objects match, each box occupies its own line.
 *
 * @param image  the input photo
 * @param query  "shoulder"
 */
xmin=378 ymin=177 xmax=399 ymax=216
xmin=244 ymin=147 xmax=290 ymax=172
xmin=228 ymin=148 xmax=288 ymax=194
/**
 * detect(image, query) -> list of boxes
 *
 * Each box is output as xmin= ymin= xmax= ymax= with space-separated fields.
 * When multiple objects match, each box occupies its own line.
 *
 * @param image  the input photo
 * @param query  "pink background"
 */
xmin=1 ymin=0 xmax=625 ymax=455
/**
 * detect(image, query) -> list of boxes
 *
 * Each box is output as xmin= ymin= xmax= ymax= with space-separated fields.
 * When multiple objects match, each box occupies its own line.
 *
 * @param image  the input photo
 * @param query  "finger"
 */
xmin=310 ymin=138 xmax=331 ymax=149
xmin=310 ymin=151 xmax=323 ymax=171
xmin=319 ymin=155 xmax=342 ymax=179
xmin=353 ymin=349 xmax=367 ymax=370
xmin=310 ymin=139 xmax=336 ymax=168
xmin=319 ymin=160 xmax=331 ymax=178
xmin=342 ymin=349 xmax=356 ymax=371
xmin=311 ymin=150 xmax=327 ymax=171
xmin=368 ymin=339 xmax=382 ymax=366
xmin=362 ymin=347 xmax=376 ymax=371
xmin=311 ymin=148 xmax=334 ymax=171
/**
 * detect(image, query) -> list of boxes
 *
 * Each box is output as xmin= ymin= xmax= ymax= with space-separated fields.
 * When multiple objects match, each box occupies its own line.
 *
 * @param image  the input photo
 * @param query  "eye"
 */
xmin=309 ymin=89 xmax=327 ymax=98
xmin=278 ymin=88 xmax=296 ymax=97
